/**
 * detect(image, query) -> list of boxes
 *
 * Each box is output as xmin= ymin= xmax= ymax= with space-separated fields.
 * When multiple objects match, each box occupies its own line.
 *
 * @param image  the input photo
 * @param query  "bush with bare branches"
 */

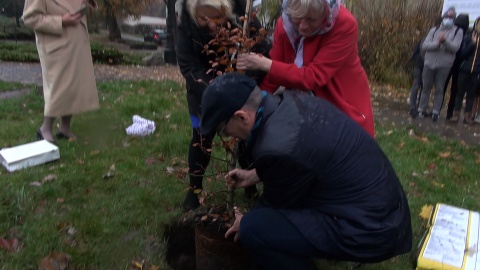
xmin=347 ymin=0 xmax=442 ymax=87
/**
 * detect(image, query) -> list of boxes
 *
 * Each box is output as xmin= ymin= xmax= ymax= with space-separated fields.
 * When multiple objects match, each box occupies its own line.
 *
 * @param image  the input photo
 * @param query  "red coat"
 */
xmin=260 ymin=6 xmax=374 ymax=137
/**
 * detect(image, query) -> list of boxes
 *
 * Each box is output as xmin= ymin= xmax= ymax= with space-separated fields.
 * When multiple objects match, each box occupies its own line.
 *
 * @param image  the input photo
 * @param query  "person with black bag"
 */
xmin=175 ymin=0 xmax=270 ymax=211
xmin=443 ymin=13 xmax=470 ymax=120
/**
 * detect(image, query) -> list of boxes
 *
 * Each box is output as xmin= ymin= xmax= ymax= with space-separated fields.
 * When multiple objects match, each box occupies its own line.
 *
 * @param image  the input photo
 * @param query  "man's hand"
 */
xmin=236 ymin=53 xmax=272 ymax=72
xmin=438 ymin=32 xmax=446 ymax=44
xmin=62 ymin=12 xmax=82 ymax=26
xmin=225 ymin=207 xmax=243 ymax=242
xmin=226 ymin=169 xmax=260 ymax=189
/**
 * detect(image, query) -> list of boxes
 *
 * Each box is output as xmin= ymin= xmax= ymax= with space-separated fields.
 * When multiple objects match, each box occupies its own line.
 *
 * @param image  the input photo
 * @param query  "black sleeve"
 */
xmin=458 ymin=38 xmax=475 ymax=60
xmin=176 ymin=19 xmax=214 ymax=87
xmin=255 ymin=154 xmax=317 ymax=208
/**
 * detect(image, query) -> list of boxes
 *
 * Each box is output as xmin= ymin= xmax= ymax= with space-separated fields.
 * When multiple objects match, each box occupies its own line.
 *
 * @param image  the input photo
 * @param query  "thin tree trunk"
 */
xmin=164 ymin=0 xmax=177 ymax=64
xmin=104 ymin=0 xmax=121 ymax=41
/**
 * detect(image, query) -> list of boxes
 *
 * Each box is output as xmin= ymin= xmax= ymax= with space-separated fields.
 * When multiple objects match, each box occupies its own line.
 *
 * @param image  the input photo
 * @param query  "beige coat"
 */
xmin=23 ymin=0 xmax=99 ymax=117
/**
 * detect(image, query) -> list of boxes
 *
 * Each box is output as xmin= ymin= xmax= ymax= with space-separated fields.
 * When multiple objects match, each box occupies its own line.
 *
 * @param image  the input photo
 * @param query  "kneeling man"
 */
xmin=200 ymin=73 xmax=412 ymax=269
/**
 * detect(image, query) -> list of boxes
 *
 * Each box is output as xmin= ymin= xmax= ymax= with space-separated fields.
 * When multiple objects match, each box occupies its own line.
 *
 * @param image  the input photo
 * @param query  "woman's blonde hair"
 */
xmin=286 ymin=0 xmax=325 ymax=19
xmin=187 ymin=0 xmax=234 ymax=21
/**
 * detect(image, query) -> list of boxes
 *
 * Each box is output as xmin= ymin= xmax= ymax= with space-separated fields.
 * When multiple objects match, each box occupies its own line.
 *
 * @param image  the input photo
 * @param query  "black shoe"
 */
xmin=409 ymin=109 xmax=418 ymax=118
xmin=432 ymin=113 xmax=439 ymax=122
xmin=36 ymin=130 xmax=55 ymax=144
xmin=182 ymin=189 xmax=200 ymax=212
xmin=418 ymin=111 xmax=432 ymax=118
xmin=446 ymin=111 xmax=453 ymax=120
xmin=56 ymin=131 xmax=75 ymax=140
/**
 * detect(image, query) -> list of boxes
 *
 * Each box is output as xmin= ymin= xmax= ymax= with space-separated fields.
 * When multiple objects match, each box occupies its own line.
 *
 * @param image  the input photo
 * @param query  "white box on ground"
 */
xmin=0 ymin=140 xmax=60 ymax=172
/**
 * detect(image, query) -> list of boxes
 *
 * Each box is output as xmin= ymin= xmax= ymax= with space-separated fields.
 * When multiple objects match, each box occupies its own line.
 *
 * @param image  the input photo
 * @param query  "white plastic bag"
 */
xmin=125 ymin=115 xmax=156 ymax=136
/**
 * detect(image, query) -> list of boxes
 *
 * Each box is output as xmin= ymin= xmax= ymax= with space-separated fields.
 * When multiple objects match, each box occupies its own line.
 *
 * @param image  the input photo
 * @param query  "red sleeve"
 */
xmin=259 ymin=19 xmax=286 ymax=92
xmin=264 ymin=8 xmax=359 ymax=92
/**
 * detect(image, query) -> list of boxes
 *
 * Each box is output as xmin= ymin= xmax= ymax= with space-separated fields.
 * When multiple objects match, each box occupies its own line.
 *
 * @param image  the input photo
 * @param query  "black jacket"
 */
xmin=459 ymin=34 xmax=480 ymax=75
xmin=459 ymin=17 xmax=480 ymax=76
xmin=247 ymin=91 xmax=412 ymax=263
xmin=451 ymin=14 xmax=471 ymax=72
xmin=176 ymin=0 xmax=270 ymax=93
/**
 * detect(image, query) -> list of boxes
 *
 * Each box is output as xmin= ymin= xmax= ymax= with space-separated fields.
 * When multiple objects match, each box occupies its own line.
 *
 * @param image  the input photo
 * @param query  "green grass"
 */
xmin=0 ymin=80 xmax=191 ymax=269
xmin=1 ymin=79 xmax=480 ymax=269
xmin=0 ymin=81 xmax=32 ymax=93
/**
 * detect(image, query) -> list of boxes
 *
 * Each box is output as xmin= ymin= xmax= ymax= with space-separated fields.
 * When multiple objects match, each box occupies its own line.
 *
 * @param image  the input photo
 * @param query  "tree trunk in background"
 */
xmin=106 ymin=15 xmax=121 ymax=40
xmin=14 ymin=0 xmax=20 ymax=27
xmin=104 ymin=0 xmax=121 ymax=41
xmin=164 ymin=0 xmax=177 ymax=64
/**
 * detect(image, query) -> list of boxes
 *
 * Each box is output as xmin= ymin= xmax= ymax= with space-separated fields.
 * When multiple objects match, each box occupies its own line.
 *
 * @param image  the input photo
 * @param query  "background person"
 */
xmin=470 ymin=18 xmax=480 ymax=123
xmin=408 ymin=37 xmax=426 ymax=118
xmin=408 ymin=16 xmax=443 ymax=118
xmin=22 ymin=0 xmax=99 ymax=143
xmin=450 ymin=16 xmax=480 ymax=124
xmin=417 ymin=7 xmax=463 ymax=121
xmin=443 ymin=13 xmax=470 ymax=120
xmin=236 ymin=0 xmax=374 ymax=137
xmin=176 ymin=0 xmax=270 ymax=211
xmin=200 ymin=73 xmax=412 ymax=269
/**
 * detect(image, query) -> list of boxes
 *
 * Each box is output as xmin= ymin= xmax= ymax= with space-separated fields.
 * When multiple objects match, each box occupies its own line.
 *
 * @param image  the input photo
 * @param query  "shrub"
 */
xmin=90 ymin=42 xmax=124 ymax=65
xmin=122 ymin=52 xmax=144 ymax=65
xmin=0 ymin=16 xmax=35 ymax=40
xmin=128 ymin=42 xmax=158 ymax=50
xmin=0 ymin=42 xmax=39 ymax=62
xmin=0 ymin=41 xmax=145 ymax=65
xmin=347 ymin=0 xmax=442 ymax=87
xmin=0 ymin=26 xmax=35 ymax=40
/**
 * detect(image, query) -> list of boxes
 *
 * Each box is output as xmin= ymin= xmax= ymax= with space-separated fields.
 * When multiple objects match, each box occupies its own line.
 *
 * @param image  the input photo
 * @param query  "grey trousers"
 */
xmin=409 ymin=67 xmax=423 ymax=110
xmin=418 ymin=66 xmax=451 ymax=114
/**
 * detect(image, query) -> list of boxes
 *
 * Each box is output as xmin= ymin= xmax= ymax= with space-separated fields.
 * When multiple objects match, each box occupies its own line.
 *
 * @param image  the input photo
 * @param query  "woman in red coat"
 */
xmin=237 ymin=0 xmax=374 ymax=137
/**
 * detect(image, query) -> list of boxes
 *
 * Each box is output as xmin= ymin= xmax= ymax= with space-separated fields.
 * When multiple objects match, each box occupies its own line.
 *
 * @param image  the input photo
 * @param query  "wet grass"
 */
xmin=0 ymin=81 xmax=31 ymax=93
xmin=0 ymin=79 xmax=480 ymax=269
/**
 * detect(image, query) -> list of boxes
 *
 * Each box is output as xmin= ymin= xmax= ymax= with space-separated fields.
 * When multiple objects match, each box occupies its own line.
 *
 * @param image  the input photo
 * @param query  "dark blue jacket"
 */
xmin=246 ymin=91 xmax=412 ymax=263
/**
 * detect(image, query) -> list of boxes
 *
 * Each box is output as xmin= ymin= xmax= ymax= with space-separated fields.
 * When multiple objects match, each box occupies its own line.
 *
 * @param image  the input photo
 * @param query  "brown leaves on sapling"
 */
xmin=199 ymin=12 xmax=267 ymax=79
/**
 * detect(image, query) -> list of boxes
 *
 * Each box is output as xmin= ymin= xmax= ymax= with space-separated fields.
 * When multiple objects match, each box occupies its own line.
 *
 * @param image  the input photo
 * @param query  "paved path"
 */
xmin=0 ymin=62 xmax=42 ymax=85
xmin=1 ymin=61 xmax=479 ymax=145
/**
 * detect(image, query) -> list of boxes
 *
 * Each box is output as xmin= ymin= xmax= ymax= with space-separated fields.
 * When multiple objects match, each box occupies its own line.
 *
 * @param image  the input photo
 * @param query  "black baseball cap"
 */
xmin=200 ymin=73 xmax=257 ymax=136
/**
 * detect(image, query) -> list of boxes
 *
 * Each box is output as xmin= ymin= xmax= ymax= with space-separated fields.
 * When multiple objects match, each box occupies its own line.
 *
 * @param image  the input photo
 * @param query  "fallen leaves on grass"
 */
xmin=128 ymin=259 xmax=160 ymax=270
xmin=30 ymin=174 xmax=57 ymax=186
xmin=38 ymin=252 xmax=72 ymax=270
xmin=439 ymin=152 xmax=451 ymax=158
xmin=145 ymin=156 xmax=165 ymax=165
xmin=103 ymin=164 xmax=115 ymax=179
xmin=408 ymin=129 xmax=429 ymax=143
xmin=432 ymin=181 xmax=445 ymax=188
xmin=0 ymin=238 xmax=22 ymax=252
xmin=419 ymin=204 xmax=433 ymax=220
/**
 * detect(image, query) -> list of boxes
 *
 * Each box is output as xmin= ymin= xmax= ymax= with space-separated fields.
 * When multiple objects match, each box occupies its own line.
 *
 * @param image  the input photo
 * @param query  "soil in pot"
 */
xmin=163 ymin=205 xmax=252 ymax=270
